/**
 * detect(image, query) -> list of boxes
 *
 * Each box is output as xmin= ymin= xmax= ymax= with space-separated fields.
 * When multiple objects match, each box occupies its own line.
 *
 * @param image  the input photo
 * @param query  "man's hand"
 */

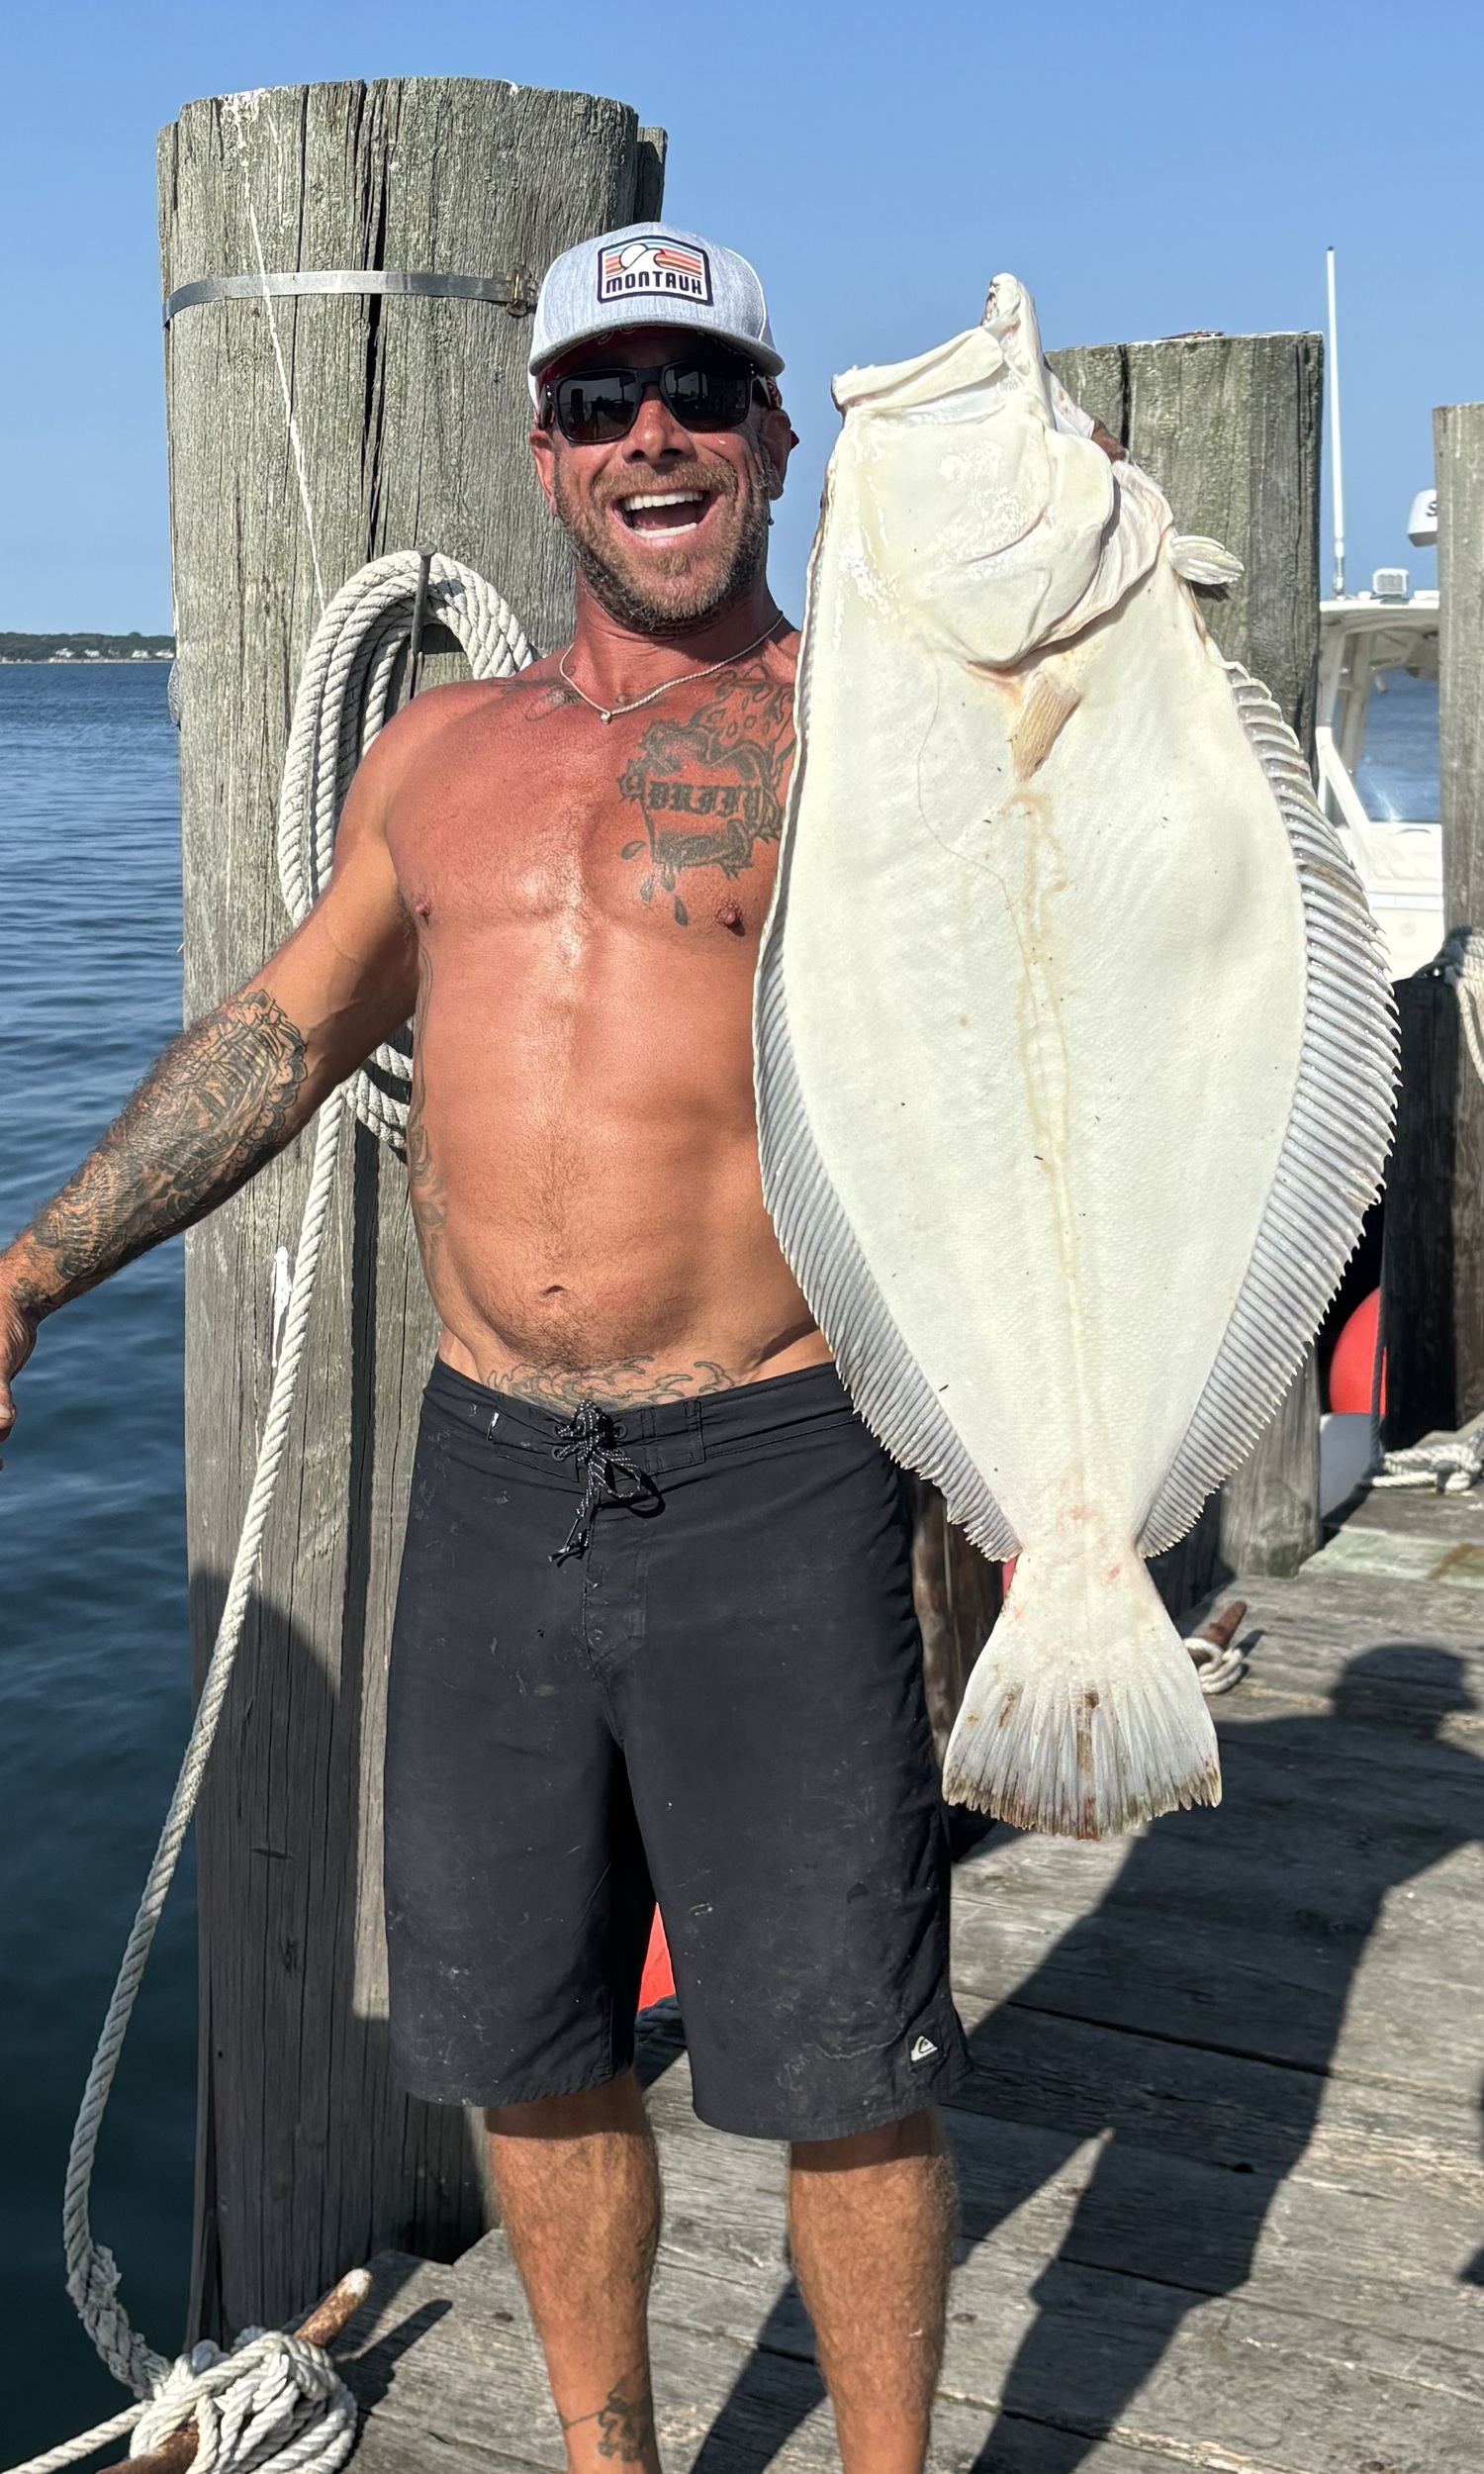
xmin=0 ymin=1282 xmax=40 ymax=1462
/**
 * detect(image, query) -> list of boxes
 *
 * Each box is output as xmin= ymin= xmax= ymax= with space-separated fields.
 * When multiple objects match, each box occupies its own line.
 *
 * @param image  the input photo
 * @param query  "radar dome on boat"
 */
xmin=1408 ymin=488 xmax=1438 ymax=547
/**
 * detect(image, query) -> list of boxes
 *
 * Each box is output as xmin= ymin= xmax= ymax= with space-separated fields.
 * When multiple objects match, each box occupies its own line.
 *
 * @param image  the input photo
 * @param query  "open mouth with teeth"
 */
xmin=613 ymin=489 xmax=715 ymax=536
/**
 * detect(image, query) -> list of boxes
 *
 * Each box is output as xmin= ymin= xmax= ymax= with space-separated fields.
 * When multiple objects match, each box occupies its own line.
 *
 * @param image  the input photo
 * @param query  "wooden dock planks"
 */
xmin=333 ymin=1498 xmax=1484 ymax=2471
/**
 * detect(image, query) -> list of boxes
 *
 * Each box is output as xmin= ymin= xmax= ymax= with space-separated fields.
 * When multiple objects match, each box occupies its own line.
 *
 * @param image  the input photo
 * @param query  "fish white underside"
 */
xmin=756 ymin=278 xmax=1396 ymax=1837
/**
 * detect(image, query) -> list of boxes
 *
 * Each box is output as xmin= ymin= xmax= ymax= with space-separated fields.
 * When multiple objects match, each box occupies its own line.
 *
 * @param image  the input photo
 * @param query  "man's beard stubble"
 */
xmin=552 ymin=446 xmax=774 ymax=637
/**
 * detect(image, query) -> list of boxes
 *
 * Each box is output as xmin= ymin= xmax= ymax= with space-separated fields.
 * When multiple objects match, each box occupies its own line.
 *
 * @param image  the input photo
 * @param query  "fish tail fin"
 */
xmin=942 ymin=1546 xmax=1220 ymax=1838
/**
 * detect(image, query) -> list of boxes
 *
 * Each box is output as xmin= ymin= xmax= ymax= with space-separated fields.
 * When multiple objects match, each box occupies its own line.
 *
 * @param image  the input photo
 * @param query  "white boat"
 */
xmin=1314 ymin=250 xmax=1440 ymax=984
xmin=1317 ymin=578 xmax=1440 ymax=981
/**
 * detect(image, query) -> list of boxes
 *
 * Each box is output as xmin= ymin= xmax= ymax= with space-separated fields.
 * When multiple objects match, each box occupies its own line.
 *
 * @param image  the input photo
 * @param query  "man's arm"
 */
xmin=2 ymin=984 xmax=318 ymax=1318
xmin=0 ymin=700 xmax=435 ymax=1450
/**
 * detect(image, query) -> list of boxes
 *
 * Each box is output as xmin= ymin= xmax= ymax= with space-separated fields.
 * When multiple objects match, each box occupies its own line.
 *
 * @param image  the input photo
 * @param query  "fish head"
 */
xmin=830 ymin=276 xmax=1167 ymax=667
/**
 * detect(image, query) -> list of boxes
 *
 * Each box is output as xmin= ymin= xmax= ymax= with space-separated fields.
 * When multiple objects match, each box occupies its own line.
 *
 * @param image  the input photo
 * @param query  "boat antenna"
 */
xmin=1326 ymin=245 xmax=1345 ymax=599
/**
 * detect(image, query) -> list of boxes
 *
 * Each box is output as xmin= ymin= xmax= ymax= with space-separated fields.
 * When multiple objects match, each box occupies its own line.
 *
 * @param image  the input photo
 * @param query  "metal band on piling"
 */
xmin=162 ymin=267 xmax=537 ymax=326
xmin=406 ymin=547 xmax=434 ymax=704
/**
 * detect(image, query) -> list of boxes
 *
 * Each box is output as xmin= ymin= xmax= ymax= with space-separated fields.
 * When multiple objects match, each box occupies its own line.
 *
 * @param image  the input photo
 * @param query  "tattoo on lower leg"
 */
xmin=559 ymin=2363 xmax=656 ymax=2463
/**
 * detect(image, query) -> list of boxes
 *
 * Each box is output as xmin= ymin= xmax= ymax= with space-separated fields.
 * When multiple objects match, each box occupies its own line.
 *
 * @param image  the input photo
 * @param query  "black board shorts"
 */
xmin=384 ymin=1358 xmax=968 ymax=2141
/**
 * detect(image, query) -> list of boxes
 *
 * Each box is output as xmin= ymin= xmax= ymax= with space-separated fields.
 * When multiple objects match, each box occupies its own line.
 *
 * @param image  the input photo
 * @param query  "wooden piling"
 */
xmin=1436 ymin=404 xmax=1484 ymax=1423
xmin=1380 ymin=972 xmax=1457 ymax=1448
xmin=160 ymin=77 xmax=665 ymax=2341
xmin=906 ymin=1477 xmax=1003 ymax=1765
xmin=1049 ymin=332 xmax=1325 ymax=1590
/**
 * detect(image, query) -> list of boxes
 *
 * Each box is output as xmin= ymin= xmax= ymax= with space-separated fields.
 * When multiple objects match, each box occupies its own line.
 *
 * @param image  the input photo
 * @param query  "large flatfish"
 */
xmin=755 ymin=275 xmax=1395 ymax=1837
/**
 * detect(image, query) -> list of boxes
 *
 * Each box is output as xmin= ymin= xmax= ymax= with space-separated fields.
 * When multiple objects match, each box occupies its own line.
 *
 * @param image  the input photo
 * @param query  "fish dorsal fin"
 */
xmin=1170 ymin=534 xmax=1245 ymax=587
xmin=1138 ymin=671 xmax=1396 ymax=1554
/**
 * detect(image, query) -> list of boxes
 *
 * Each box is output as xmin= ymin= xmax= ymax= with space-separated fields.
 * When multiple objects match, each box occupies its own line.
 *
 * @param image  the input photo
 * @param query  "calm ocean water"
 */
xmin=0 ymin=651 xmax=1442 ymax=2462
xmin=0 ymin=664 xmax=193 ymax=2463
xmin=1357 ymin=668 xmax=1439 ymax=821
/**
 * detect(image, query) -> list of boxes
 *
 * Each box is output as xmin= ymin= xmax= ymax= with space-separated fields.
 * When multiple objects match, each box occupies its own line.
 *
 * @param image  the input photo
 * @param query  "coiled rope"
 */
xmin=9 ymin=552 xmax=532 ymax=2474
xmin=1439 ymin=925 xmax=1484 ymax=1090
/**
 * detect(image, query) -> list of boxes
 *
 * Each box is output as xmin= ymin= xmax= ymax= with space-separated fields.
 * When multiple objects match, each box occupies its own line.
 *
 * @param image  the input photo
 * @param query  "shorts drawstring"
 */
xmin=550 ymin=1401 xmax=663 ymax=1563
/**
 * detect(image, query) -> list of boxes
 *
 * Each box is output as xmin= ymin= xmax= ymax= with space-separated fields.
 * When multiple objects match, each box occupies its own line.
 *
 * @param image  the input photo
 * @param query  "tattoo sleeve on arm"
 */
xmin=8 ymin=989 xmax=311 ymax=1317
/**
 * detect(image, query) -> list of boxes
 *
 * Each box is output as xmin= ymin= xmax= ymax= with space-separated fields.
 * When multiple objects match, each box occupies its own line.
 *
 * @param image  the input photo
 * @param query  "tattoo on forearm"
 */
xmin=494 ymin=1356 xmax=736 ymax=1412
xmin=17 ymin=990 xmax=309 ymax=1305
xmin=559 ymin=2365 xmax=657 ymax=2464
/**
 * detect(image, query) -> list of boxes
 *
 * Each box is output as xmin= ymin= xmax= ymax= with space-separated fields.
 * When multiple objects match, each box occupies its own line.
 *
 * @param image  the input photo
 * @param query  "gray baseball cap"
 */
xmin=528 ymin=221 xmax=784 ymax=402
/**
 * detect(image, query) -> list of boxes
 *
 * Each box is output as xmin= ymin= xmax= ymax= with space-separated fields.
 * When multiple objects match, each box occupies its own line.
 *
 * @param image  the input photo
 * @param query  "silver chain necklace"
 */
xmin=557 ymin=619 xmax=781 ymax=724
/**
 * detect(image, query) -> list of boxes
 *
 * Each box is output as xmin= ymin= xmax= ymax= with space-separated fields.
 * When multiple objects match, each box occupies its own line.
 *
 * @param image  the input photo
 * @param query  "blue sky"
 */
xmin=1 ymin=0 xmax=1477 ymax=631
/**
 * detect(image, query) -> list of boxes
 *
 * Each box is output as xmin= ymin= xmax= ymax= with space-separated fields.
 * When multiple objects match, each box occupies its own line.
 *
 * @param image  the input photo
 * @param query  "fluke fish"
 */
xmin=756 ymin=275 xmax=1396 ymax=1839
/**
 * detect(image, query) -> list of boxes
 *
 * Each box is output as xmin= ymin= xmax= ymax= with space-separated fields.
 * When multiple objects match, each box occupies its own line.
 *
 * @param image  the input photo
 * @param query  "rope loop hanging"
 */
xmin=276 ymin=549 xmax=533 ymax=1152
xmin=8 ymin=552 xmax=532 ymax=2474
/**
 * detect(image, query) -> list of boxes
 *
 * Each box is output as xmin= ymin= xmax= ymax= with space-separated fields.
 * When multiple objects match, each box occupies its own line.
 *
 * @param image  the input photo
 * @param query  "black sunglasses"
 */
xmin=541 ymin=352 xmax=764 ymax=446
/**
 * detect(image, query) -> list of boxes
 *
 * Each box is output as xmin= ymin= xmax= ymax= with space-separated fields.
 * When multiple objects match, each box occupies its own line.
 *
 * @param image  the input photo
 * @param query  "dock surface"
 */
xmin=335 ymin=1490 xmax=1484 ymax=2470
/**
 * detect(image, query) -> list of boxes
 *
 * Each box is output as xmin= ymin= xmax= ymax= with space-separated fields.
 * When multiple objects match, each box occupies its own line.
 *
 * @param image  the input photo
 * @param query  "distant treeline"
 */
xmin=0 ymin=631 xmax=175 ymax=662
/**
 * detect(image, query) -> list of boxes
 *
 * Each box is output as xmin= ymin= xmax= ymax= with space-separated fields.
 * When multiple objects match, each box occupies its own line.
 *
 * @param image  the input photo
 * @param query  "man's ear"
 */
xmin=529 ymin=423 xmax=559 ymax=512
xmin=760 ymin=403 xmax=796 ymax=501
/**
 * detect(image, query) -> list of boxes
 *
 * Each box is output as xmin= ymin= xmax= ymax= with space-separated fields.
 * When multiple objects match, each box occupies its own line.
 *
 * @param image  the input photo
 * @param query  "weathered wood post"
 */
xmin=1049 ymin=333 xmax=1325 ymax=1593
xmin=1436 ymin=403 xmax=1484 ymax=1423
xmin=160 ymin=77 xmax=665 ymax=2341
xmin=1380 ymin=969 xmax=1457 ymax=1447
xmin=905 ymin=1477 xmax=1003 ymax=1766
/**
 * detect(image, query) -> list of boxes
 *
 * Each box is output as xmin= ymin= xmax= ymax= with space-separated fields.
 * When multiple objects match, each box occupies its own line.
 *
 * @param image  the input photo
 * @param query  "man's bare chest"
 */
xmin=389 ymin=659 xmax=797 ymax=942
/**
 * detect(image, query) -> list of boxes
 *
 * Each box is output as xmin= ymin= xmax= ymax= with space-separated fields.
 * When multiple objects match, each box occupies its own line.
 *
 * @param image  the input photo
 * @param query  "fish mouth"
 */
xmin=610 ymin=487 xmax=717 ymax=539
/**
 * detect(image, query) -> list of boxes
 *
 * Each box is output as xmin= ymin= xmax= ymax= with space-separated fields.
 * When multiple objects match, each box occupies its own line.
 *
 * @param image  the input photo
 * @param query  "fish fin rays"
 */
xmin=755 ymin=902 xmax=1018 ymax=1559
xmin=755 ymin=945 xmax=1019 ymax=1560
xmin=1170 ymin=533 xmax=1244 ymax=587
xmin=1009 ymin=664 xmax=1082 ymax=780
xmin=1138 ymin=665 xmax=1398 ymax=1556
xmin=757 ymin=587 xmax=1017 ymax=1561
xmin=943 ymin=1549 xmax=1220 ymax=1836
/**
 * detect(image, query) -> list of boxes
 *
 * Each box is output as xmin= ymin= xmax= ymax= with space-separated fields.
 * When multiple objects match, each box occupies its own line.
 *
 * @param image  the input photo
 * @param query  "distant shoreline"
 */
xmin=0 ymin=656 xmax=173 ymax=667
xmin=0 ymin=632 xmax=174 ymax=665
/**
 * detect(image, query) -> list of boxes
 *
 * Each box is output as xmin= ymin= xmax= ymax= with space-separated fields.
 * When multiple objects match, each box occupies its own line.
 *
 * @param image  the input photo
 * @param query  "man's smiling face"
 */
xmin=529 ymin=324 xmax=795 ymax=635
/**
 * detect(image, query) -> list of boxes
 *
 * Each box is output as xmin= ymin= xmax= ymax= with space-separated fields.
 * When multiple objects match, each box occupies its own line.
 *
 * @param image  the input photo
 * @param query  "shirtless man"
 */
xmin=0 ymin=224 xmax=965 ymax=2474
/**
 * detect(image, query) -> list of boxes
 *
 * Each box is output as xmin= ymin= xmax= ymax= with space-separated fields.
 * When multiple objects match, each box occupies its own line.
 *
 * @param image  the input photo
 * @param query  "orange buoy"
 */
xmin=1329 ymin=1288 xmax=1386 ymax=1416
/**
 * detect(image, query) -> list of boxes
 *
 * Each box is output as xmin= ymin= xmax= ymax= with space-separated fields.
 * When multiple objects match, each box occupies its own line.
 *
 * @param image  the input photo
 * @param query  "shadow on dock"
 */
xmin=693 ymin=1641 xmax=1484 ymax=2470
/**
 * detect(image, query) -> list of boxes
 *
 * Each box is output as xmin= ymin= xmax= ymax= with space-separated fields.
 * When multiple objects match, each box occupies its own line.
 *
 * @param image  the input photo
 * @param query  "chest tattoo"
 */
xmin=522 ymin=680 xmax=581 ymax=721
xmin=617 ymin=668 xmax=794 ymax=925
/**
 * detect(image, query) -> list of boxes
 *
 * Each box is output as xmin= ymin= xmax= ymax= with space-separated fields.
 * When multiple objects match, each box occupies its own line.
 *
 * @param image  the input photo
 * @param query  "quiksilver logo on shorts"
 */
xmin=909 ymin=2035 xmax=938 ymax=2063
xmin=599 ymin=238 xmax=713 ymax=307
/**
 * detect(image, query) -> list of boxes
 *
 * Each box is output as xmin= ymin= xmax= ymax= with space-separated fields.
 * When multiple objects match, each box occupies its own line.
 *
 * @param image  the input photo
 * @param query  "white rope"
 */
xmin=128 ymin=2327 xmax=358 ymax=2471
xmin=11 ymin=550 xmax=532 ymax=2474
xmin=1184 ymin=1633 xmax=1250 ymax=1696
xmin=277 ymin=551 xmax=532 ymax=1151
xmin=1439 ymin=925 xmax=1484 ymax=1089
xmin=6 ymin=2409 xmax=143 ymax=2474
xmin=1373 ymin=1409 xmax=1484 ymax=1494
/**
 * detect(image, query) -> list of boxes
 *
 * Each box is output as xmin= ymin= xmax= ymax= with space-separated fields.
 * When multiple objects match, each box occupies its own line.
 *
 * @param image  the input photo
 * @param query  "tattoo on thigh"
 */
xmin=559 ymin=2364 xmax=656 ymax=2462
